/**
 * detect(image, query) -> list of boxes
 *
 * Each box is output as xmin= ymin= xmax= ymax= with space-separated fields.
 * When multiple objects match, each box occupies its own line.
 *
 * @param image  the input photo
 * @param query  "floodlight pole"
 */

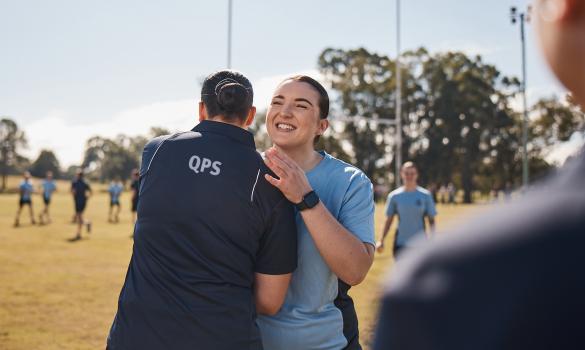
xmin=510 ymin=6 xmax=530 ymax=188
xmin=227 ymin=0 xmax=233 ymax=69
xmin=395 ymin=0 xmax=402 ymax=187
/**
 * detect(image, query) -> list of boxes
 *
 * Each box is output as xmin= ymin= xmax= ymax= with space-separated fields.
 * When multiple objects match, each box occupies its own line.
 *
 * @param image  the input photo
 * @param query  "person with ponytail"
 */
xmin=107 ymin=70 xmax=297 ymax=350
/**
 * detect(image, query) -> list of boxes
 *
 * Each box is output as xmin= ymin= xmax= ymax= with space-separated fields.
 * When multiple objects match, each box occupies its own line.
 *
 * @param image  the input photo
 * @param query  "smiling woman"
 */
xmin=257 ymin=75 xmax=376 ymax=350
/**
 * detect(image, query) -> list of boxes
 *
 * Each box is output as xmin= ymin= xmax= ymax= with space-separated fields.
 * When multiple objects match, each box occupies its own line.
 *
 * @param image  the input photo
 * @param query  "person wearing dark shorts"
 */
xmin=14 ymin=171 xmax=36 ymax=227
xmin=70 ymin=169 xmax=92 ymax=241
xmin=107 ymin=70 xmax=298 ymax=350
xmin=129 ymin=169 xmax=139 ymax=224
xmin=108 ymin=179 xmax=123 ymax=223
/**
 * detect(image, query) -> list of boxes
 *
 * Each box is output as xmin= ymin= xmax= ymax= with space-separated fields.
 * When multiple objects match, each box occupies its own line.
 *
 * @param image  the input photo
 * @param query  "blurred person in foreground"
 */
xmin=106 ymin=70 xmax=297 ymax=350
xmin=374 ymin=1 xmax=585 ymax=349
xmin=14 ymin=171 xmax=35 ymax=227
xmin=376 ymin=162 xmax=437 ymax=258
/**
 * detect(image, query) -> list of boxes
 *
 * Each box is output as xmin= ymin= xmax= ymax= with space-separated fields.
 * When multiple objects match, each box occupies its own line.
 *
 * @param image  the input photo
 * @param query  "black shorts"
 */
xmin=19 ymin=198 xmax=32 ymax=208
xmin=75 ymin=200 xmax=87 ymax=214
xmin=131 ymin=197 xmax=138 ymax=212
xmin=110 ymin=200 xmax=120 ymax=207
xmin=43 ymin=195 xmax=51 ymax=205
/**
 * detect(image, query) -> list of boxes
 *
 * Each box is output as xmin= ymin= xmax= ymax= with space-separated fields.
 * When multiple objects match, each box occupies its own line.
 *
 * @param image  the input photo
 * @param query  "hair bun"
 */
xmin=217 ymin=83 xmax=249 ymax=112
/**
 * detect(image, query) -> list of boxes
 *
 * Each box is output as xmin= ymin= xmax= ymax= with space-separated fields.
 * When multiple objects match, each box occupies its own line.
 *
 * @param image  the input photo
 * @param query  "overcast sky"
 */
xmin=2 ymin=0 xmax=575 ymax=166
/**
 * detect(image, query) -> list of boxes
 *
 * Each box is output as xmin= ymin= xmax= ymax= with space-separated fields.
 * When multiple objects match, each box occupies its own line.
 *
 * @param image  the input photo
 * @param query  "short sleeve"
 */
xmin=140 ymin=135 xmax=170 ymax=177
xmin=385 ymin=193 xmax=397 ymax=217
xmin=255 ymin=198 xmax=298 ymax=275
xmin=425 ymin=194 xmax=437 ymax=217
xmin=338 ymin=170 xmax=376 ymax=246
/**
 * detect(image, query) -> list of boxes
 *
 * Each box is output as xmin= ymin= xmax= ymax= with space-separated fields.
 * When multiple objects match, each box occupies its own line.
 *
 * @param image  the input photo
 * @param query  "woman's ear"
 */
xmin=317 ymin=119 xmax=329 ymax=136
xmin=198 ymin=102 xmax=208 ymax=122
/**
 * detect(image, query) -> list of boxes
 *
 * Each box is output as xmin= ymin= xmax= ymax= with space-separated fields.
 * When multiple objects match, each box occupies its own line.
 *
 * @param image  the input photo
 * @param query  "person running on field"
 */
xmin=39 ymin=171 xmax=57 ymax=225
xmin=129 ymin=169 xmax=139 ymax=224
xmin=108 ymin=178 xmax=123 ymax=223
xmin=14 ymin=171 xmax=36 ymax=227
xmin=70 ymin=169 xmax=92 ymax=241
xmin=376 ymin=162 xmax=437 ymax=258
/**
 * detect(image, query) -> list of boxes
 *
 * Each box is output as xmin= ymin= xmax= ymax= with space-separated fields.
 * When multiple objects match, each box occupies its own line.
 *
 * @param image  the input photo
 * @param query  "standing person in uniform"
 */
xmin=108 ymin=179 xmax=123 ymax=223
xmin=70 ymin=169 xmax=92 ymax=241
xmin=14 ymin=171 xmax=36 ymax=227
xmin=376 ymin=162 xmax=437 ymax=258
xmin=257 ymin=75 xmax=376 ymax=350
xmin=107 ymin=70 xmax=297 ymax=350
xmin=374 ymin=1 xmax=585 ymax=349
xmin=129 ymin=169 xmax=139 ymax=224
xmin=38 ymin=171 xmax=57 ymax=225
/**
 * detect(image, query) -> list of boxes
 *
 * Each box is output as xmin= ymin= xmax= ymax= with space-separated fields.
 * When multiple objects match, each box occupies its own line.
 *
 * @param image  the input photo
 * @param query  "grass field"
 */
xmin=0 ymin=179 xmax=484 ymax=350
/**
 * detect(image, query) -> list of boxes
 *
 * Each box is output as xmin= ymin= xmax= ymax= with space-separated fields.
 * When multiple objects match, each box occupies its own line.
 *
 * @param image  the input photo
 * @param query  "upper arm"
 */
xmin=425 ymin=194 xmax=437 ymax=217
xmin=338 ymin=171 xmax=376 ymax=246
xmin=255 ymin=198 xmax=297 ymax=275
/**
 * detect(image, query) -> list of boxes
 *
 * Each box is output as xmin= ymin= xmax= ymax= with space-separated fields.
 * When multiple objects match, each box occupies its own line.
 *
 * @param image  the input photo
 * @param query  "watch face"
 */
xmin=304 ymin=191 xmax=320 ymax=208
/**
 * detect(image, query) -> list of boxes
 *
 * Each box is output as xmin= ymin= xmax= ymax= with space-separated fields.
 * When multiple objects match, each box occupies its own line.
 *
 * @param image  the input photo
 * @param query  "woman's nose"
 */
xmin=281 ymin=103 xmax=293 ymax=117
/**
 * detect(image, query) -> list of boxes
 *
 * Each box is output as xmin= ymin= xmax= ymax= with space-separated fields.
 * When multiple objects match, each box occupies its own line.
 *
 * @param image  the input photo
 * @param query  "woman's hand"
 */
xmin=263 ymin=147 xmax=312 ymax=204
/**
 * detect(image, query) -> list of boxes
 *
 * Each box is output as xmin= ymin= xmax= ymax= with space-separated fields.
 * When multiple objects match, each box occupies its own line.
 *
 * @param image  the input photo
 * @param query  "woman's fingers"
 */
xmin=264 ymin=157 xmax=287 ymax=179
xmin=264 ymin=174 xmax=281 ymax=188
xmin=270 ymin=148 xmax=298 ymax=171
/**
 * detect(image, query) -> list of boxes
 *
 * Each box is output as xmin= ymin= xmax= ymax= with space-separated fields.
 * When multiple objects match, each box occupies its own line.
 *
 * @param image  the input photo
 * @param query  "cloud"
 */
xmin=24 ymin=99 xmax=196 ymax=167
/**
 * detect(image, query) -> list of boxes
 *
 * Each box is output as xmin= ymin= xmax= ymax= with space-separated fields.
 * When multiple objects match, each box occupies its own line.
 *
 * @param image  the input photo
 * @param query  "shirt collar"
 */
xmin=193 ymin=120 xmax=256 ymax=149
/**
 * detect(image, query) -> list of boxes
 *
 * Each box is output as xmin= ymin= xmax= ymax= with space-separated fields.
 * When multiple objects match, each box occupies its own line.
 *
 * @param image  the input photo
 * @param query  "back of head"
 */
xmin=201 ymin=70 xmax=254 ymax=122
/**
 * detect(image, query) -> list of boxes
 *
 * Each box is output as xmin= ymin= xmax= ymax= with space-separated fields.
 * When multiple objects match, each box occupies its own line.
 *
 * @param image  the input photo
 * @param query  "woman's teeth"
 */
xmin=276 ymin=123 xmax=296 ymax=131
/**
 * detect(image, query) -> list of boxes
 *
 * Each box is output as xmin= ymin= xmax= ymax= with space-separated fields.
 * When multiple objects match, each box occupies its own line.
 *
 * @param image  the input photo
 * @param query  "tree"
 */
xmin=30 ymin=150 xmax=61 ymax=178
xmin=0 ymin=118 xmax=28 ymax=191
xmin=318 ymin=47 xmax=553 ymax=202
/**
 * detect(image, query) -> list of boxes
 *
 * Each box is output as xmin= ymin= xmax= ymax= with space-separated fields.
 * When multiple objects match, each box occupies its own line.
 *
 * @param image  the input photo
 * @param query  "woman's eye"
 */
xmin=296 ymin=104 xmax=308 ymax=109
xmin=271 ymin=101 xmax=283 ymax=105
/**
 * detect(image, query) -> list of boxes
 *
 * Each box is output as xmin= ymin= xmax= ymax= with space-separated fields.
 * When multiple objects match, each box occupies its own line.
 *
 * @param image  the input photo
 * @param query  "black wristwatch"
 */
xmin=295 ymin=190 xmax=320 ymax=211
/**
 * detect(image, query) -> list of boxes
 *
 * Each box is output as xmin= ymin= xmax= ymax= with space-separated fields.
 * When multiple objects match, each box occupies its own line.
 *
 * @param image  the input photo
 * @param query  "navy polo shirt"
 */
xmin=107 ymin=120 xmax=298 ymax=350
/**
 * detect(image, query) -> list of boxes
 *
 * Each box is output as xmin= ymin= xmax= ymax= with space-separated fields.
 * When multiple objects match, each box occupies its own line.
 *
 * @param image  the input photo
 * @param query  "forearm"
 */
xmin=428 ymin=217 xmax=436 ymax=236
xmin=380 ymin=217 xmax=393 ymax=242
xmin=300 ymin=202 xmax=374 ymax=286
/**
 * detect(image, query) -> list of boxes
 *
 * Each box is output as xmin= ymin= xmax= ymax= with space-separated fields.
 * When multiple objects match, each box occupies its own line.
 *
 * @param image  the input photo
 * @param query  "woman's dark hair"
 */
xmin=201 ymin=70 xmax=253 ymax=122
xmin=282 ymin=75 xmax=329 ymax=119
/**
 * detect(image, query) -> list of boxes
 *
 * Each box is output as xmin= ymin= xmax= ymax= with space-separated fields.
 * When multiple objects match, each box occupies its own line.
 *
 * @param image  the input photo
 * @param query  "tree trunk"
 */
xmin=462 ymin=152 xmax=474 ymax=204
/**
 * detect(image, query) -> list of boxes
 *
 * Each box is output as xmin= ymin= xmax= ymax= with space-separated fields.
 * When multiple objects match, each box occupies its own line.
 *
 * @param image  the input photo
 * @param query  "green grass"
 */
xmin=0 ymin=179 xmax=485 ymax=350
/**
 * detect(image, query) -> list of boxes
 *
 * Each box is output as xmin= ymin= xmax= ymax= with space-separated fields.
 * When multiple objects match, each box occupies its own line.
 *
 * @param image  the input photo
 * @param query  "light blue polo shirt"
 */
xmin=257 ymin=151 xmax=375 ymax=350
xmin=19 ymin=181 xmax=34 ymax=200
xmin=385 ymin=186 xmax=437 ymax=247
xmin=42 ymin=180 xmax=56 ymax=199
xmin=108 ymin=183 xmax=123 ymax=202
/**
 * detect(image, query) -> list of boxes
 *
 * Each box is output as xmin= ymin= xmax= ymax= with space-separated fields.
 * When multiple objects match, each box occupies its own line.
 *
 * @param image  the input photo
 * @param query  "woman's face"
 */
xmin=266 ymin=80 xmax=328 ymax=150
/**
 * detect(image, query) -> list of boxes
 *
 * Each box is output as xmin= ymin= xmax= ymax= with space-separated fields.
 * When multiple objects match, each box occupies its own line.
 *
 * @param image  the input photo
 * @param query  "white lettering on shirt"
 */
xmin=189 ymin=155 xmax=222 ymax=176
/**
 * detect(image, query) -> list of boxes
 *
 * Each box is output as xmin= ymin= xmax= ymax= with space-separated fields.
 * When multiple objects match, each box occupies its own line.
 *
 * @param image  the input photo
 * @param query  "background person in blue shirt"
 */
xmin=108 ymin=179 xmax=123 ymax=223
xmin=107 ymin=70 xmax=297 ymax=350
xmin=38 ymin=170 xmax=57 ymax=225
xmin=257 ymin=75 xmax=376 ymax=350
xmin=376 ymin=162 xmax=437 ymax=257
xmin=70 ymin=169 xmax=92 ymax=241
xmin=14 ymin=171 xmax=36 ymax=227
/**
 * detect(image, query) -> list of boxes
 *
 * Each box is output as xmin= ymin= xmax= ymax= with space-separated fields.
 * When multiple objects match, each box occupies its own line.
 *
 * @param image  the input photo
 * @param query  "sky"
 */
xmin=1 ymin=0 xmax=577 ymax=167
